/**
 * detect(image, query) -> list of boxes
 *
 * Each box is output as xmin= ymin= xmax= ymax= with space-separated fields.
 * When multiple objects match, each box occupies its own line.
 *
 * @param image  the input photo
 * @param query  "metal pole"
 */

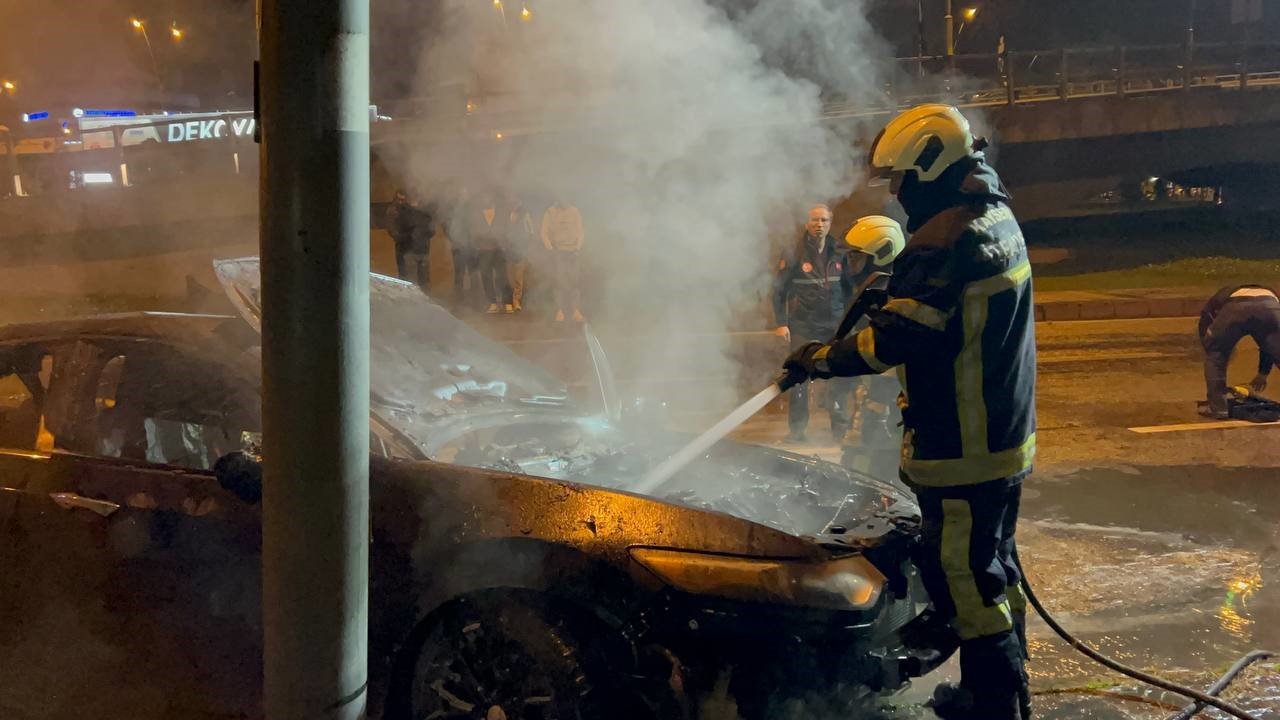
xmin=1058 ymin=47 xmax=1068 ymax=100
xmin=1116 ymin=45 xmax=1126 ymax=97
xmin=916 ymin=0 xmax=927 ymax=77
xmin=1005 ymin=49 xmax=1016 ymax=106
xmin=1241 ymin=20 xmax=1251 ymax=90
xmin=945 ymin=0 xmax=955 ymax=60
xmin=1184 ymin=0 xmax=1196 ymax=90
xmin=259 ymin=0 xmax=370 ymax=718
xmin=140 ymin=26 xmax=166 ymax=110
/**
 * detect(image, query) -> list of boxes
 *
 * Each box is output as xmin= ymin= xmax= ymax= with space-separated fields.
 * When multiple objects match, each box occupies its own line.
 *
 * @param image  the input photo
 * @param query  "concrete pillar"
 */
xmin=258 ymin=0 xmax=371 ymax=718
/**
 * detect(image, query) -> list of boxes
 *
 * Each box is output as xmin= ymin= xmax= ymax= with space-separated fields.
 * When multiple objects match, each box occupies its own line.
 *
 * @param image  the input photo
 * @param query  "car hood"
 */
xmin=213 ymin=257 xmax=918 ymax=545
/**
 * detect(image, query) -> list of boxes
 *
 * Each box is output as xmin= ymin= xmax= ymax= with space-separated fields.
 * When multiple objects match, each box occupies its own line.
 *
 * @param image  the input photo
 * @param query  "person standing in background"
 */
xmin=471 ymin=191 xmax=512 ymax=314
xmin=448 ymin=188 xmax=480 ymax=309
xmin=772 ymin=203 xmax=854 ymax=443
xmin=463 ymin=189 xmax=512 ymax=312
xmin=505 ymin=198 xmax=537 ymax=313
xmin=387 ymin=190 xmax=418 ymax=284
xmin=541 ymin=199 xmax=585 ymax=323
xmin=404 ymin=191 xmax=435 ymax=293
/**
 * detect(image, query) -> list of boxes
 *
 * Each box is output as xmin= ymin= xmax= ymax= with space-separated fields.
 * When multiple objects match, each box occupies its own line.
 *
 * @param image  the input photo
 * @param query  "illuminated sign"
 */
xmin=167 ymin=117 xmax=256 ymax=142
xmin=83 ymin=109 xmax=137 ymax=118
xmin=22 ymin=111 xmax=49 ymax=122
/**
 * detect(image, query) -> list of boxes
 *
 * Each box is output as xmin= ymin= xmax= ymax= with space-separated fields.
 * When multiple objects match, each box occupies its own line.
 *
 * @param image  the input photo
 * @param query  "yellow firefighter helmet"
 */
xmin=869 ymin=104 xmax=975 ymax=184
xmin=845 ymin=215 xmax=905 ymax=267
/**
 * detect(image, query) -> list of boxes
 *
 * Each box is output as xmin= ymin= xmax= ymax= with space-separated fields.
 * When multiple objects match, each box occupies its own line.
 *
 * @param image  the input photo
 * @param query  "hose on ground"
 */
xmin=1015 ymin=547 xmax=1269 ymax=720
xmin=1166 ymin=651 xmax=1274 ymax=720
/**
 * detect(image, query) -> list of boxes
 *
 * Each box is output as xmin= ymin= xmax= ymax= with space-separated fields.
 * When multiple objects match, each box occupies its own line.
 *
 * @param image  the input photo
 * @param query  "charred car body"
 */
xmin=0 ymin=259 xmax=935 ymax=720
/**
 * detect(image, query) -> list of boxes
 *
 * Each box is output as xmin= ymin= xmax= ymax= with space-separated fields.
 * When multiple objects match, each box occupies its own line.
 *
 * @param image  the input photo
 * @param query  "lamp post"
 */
xmin=945 ymin=0 xmax=955 ymax=57
xmin=1184 ymin=0 xmax=1197 ymax=90
xmin=955 ymin=7 xmax=979 ymax=51
xmin=130 ymin=18 xmax=165 ymax=107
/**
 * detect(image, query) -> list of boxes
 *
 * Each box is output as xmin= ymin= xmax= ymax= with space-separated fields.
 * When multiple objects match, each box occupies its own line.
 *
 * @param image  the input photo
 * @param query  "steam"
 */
xmin=385 ymin=0 xmax=893 ymax=416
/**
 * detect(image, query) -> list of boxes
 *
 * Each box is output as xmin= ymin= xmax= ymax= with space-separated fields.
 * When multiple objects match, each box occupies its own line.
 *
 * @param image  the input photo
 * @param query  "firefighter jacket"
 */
xmin=817 ymin=155 xmax=1036 ymax=487
xmin=772 ymin=233 xmax=852 ymax=334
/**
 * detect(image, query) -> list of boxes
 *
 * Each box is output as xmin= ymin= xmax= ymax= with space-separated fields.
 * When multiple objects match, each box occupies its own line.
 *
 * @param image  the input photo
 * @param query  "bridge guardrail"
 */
xmin=819 ymin=40 xmax=1280 ymax=119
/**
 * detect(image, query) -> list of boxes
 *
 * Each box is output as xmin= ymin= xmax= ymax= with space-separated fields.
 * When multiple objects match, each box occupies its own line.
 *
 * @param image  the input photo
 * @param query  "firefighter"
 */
xmin=838 ymin=215 xmax=906 ymax=481
xmin=782 ymin=105 xmax=1035 ymax=720
xmin=772 ymin=204 xmax=855 ymax=442
xmin=1198 ymin=284 xmax=1280 ymax=418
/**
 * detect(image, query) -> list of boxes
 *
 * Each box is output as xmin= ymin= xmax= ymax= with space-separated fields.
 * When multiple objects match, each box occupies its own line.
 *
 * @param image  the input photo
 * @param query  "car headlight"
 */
xmin=630 ymin=548 xmax=885 ymax=611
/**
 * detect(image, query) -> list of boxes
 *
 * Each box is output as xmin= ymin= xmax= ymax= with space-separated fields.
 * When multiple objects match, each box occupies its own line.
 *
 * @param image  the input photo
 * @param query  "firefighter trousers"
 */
xmin=911 ymin=474 xmax=1030 ymax=719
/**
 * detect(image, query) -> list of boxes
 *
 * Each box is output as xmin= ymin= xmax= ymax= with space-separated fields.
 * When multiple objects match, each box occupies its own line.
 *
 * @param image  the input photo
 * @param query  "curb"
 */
xmin=1034 ymin=297 xmax=1202 ymax=322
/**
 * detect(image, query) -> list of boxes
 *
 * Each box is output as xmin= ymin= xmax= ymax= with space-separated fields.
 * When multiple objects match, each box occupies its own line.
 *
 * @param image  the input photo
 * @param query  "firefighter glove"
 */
xmin=781 ymin=342 xmax=834 ymax=390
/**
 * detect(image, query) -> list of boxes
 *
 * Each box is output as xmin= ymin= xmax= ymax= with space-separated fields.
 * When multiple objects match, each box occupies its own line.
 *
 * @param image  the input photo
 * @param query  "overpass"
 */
xmin=4 ymin=39 xmax=1280 ymax=285
xmin=819 ymin=40 xmax=1280 ymax=219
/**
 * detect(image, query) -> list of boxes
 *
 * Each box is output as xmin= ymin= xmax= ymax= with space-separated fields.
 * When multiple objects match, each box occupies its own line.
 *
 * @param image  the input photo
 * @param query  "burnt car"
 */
xmin=0 ymin=258 xmax=934 ymax=720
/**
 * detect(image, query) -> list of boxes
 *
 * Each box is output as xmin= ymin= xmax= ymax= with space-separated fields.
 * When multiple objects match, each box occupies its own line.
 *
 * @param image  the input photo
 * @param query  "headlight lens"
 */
xmin=630 ymin=548 xmax=885 ymax=611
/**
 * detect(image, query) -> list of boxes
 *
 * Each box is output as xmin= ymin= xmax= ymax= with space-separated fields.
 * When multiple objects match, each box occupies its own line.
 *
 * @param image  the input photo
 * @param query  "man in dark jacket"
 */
xmin=1198 ymin=284 xmax=1280 ymax=417
xmin=772 ymin=203 xmax=854 ymax=442
xmin=387 ymin=190 xmax=426 ymax=287
xmin=783 ymin=105 xmax=1035 ymax=720
xmin=467 ymin=191 xmax=512 ymax=314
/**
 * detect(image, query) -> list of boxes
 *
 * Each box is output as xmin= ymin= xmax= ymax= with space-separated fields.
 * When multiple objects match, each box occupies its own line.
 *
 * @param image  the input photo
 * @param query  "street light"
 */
xmin=954 ymin=6 xmax=980 ymax=52
xmin=130 ymin=17 xmax=165 ymax=108
xmin=521 ymin=5 xmax=532 ymax=21
xmin=170 ymin=23 xmax=184 ymax=41
xmin=1 ymin=81 xmax=14 ymax=93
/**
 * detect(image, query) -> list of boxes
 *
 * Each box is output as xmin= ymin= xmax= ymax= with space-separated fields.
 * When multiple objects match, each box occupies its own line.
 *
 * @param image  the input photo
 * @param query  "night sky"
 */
xmin=0 ymin=0 xmax=1275 ymax=113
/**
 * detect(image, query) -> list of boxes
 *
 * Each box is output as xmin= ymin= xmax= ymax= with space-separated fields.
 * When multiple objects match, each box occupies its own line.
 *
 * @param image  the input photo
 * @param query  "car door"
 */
xmin=0 ymin=335 xmax=264 ymax=720
xmin=0 ymin=339 xmax=134 ymax=720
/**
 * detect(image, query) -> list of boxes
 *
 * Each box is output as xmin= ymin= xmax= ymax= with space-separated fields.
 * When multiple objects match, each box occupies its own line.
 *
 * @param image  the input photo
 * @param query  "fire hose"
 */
xmin=636 ymin=272 xmax=1275 ymax=718
xmin=634 ymin=271 xmax=890 ymax=496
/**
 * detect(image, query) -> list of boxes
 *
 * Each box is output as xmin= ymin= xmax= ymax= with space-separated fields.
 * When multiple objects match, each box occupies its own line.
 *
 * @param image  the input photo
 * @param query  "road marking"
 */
xmin=1128 ymin=420 xmax=1280 ymax=433
xmin=1039 ymin=350 xmax=1168 ymax=364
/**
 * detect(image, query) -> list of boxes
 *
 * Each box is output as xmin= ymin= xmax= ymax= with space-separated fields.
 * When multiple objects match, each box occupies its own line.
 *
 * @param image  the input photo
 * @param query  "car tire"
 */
xmin=395 ymin=591 xmax=660 ymax=720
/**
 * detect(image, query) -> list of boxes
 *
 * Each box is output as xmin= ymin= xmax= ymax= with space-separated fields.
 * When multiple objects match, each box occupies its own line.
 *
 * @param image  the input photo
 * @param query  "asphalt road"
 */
xmin=716 ymin=317 xmax=1280 ymax=719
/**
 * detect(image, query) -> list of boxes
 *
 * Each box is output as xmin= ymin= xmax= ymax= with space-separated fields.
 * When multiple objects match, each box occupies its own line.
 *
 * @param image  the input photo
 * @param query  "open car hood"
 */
xmin=213 ymin=257 xmax=570 ymax=452
xmin=213 ymin=258 xmax=918 ymax=543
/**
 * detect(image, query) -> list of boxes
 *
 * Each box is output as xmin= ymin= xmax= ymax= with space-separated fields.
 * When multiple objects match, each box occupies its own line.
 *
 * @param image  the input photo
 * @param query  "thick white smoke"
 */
xmin=387 ymin=0 xmax=894 ymax=414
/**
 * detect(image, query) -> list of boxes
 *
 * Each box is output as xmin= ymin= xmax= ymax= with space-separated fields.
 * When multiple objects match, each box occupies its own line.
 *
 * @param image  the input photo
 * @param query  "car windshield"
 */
xmin=213 ymin=257 xmax=570 ymax=454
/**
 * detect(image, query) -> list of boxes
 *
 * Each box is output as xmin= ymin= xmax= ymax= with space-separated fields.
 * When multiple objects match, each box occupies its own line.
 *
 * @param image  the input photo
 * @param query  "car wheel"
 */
xmin=406 ymin=592 xmax=648 ymax=720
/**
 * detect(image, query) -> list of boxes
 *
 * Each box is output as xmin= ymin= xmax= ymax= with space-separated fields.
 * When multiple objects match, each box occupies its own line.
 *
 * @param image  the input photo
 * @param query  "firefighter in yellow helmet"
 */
xmin=839 ymin=216 xmax=907 ymax=481
xmin=783 ymin=104 xmax=1036 ymax=720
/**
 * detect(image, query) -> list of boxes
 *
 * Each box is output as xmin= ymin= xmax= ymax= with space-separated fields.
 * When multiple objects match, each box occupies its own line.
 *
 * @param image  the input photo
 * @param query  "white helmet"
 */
xmin=869 ymin=104 xmax=975 ymax=184
xmin=845 ymin=215 xmax=905 ymax=268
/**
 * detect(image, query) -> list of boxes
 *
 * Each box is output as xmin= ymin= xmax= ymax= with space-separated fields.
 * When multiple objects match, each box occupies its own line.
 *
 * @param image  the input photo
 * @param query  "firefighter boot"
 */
xmin=961 ymin=632 xmax=1027 ymax=720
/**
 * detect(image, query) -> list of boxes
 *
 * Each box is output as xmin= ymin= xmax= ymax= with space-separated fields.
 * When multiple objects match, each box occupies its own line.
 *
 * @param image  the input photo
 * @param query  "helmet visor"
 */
xmin=868 ymin=161 xmax=905 ymax=187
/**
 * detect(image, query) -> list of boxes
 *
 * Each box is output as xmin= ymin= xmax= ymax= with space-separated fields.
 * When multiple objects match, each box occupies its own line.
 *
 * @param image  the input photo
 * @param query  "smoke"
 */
xmin=384 ymin=0 xmax=894 ymax=415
